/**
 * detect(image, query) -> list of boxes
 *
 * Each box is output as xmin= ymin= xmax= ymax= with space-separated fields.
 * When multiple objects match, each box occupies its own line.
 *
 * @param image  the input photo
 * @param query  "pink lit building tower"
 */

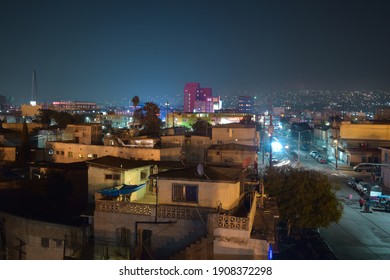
xmin=183 ymin=82 xmax=215 ymax=113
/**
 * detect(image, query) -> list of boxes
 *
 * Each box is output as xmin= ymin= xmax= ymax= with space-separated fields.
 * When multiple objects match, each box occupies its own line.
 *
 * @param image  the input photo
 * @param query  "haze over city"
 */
xmin=1 ymin=0 xmax=390 ymax=106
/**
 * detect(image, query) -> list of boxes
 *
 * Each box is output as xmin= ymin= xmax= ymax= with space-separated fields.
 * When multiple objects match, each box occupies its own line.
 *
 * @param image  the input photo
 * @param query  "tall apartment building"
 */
xmin=183 ymin=82 xmax=215 ymax=113
xmin=48 ymin=101 xmax=98 ymax=113
xmin=237 ymin=95 xmax=255 ymax=114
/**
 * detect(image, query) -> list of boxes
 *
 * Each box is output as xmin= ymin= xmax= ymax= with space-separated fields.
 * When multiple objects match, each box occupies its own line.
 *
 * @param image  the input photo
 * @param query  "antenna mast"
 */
xmin=30 ymin=70 xmax=37 ymax=106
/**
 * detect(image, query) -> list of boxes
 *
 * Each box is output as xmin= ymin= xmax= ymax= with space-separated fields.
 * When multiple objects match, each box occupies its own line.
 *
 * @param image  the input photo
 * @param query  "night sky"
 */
xmin=1 ymin=0 xmax=390 ymax=105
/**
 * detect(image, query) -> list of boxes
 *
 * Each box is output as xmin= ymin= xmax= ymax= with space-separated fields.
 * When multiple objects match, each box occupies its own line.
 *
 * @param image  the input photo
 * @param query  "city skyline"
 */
xmin=1 ymin=0 xmax=390 ymax=104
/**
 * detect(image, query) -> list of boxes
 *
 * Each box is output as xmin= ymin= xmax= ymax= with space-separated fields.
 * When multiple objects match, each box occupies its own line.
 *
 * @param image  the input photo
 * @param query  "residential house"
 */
xmin=93 ymin=162 xmax=277 ymax=260
xmin=211 ymin=123 xmax=259 ymax=148
xmin=45 ymin=141 xmax=182 ymax=163
xmin=62 ymin=123 xmax=103 ymax=145
xmin=160 ymin=134 xmax=212 ymax=163
xmin=379 ymin=147 xmax=390 ymax=188
xmin=314 ymin=122 xmax=390 ymax=166
xmin=86 ymin=156 xmax=155 ymax=203
xmin=206 ymin=143 xmax=258 ymax=168
xmin=0 ymin=212 xmax=86 ymax=260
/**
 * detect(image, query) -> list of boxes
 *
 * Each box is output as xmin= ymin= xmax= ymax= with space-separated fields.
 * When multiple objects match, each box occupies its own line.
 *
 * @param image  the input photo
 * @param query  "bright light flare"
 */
xmin=271 ymin=141 xmax=282 ymax=152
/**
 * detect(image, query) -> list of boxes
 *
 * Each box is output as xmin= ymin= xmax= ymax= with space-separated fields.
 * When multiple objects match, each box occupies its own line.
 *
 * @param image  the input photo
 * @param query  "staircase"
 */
xmin=170 ymin=236 xmax=213 ymax=260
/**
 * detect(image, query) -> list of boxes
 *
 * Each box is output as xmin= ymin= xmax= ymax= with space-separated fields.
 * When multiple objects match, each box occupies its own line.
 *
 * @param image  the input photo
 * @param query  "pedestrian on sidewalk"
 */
xmin=359 ymin=198 xmax=364 ymax=209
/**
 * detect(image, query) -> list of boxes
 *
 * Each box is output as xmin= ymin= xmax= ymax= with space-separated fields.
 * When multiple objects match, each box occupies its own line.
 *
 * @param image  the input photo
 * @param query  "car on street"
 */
xmin=384 ymin=201 xmax=390 ymax=213
xmin=356 ymin=181 xmax=370 ymax=195
xmin=310 ymin=151 xmax=319 ymax=157
xmin=347 ymin=177 xmax=363 ymax=189
xmin=317 ymin=157 xmax=327 ymax=164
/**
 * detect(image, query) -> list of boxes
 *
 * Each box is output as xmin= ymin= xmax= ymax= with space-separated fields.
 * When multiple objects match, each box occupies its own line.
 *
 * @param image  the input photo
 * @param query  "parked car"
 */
xmin=385 ymin=201 xmax=390 ymax=213
xmin=356 ymin=181 xmax=370 ymax=195
xmin=314 ymin=154 xmax=322 ymax=161
xmin=310 ymin=151 xmax=319 ymax=157
xmin=317 ymin=157 xmax=327 ymax=164
xmin=347 ymin=177 xmax=363 ymax=189
xmin=353 ymin=163 xmax=381 ymax=173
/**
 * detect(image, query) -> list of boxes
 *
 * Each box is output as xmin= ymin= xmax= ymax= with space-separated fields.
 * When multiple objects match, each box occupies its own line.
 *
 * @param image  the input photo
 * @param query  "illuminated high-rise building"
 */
xmin=183 ymin=82 xmax=214 ymax=113
xmin=237 ymin=95 xmax=254 ymax=114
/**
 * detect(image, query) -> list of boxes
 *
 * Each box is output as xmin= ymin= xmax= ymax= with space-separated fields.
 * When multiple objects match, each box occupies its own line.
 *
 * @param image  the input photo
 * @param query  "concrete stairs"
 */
xmin=170 ymin=236 xmax=213 ymax=260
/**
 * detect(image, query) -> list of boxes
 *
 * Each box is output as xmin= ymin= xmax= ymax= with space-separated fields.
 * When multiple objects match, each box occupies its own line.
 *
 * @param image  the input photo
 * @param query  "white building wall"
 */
xmin=88 ymin=166 xmax=151 ymax=203
xmin=157 ymin=179 xmax=241 ymax=210
xmin=46 ymin=142 xmax=180 ymax=163
xmin=212 ymin=126 xmax=259 ymax=146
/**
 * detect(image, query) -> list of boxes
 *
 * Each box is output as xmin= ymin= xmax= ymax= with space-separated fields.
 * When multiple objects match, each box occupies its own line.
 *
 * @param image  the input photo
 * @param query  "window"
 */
xmin=68 ymin=151 xmax=73 ymax=157
xmin=41 ymin=237 xmax=49 ymax=248
xmin=54 ymin=239 xmax=63 ymax=248
xmin=105 ymin=174 xmax=120 ymax=180
xmin=140 ymin=170 xmax=148 ymax=181
xmin=118 ymin=227 xmax=130 ymax=246
xmin=172 ymin=184 xmax=198 ymax=203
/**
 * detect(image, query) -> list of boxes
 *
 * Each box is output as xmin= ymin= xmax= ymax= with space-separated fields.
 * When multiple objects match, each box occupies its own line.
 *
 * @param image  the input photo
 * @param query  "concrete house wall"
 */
xmin=46 ymin=142 xmax=181 ymax=163
xmin=88 ymin=165 xmax=151 ymax=203
xmin=212 ymin=124 xmax=259 ymax=147
xmin=157 ymin=179 xmax=240 ymax=210
xmin=0 ymin=212 xmax=84 ymax=260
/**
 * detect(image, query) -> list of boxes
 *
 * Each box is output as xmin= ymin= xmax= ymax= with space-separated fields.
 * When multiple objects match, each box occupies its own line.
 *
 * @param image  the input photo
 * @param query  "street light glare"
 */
xmin=272 ymin=141 xmax=282 ymax=152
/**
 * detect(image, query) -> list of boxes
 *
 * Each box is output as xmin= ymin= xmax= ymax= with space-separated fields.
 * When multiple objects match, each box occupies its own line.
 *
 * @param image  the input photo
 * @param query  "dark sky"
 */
xmin=1 ymin=0 xmax=390 ymax=104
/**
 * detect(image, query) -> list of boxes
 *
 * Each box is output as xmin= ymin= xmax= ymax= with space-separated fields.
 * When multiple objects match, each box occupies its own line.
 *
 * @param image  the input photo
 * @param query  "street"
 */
xmin=297 ymin=150 xmax=390 ymax=259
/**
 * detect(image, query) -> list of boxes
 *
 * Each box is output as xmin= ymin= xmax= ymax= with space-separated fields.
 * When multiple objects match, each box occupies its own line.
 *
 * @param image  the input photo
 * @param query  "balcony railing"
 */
xmin=96 ymin=200 xmax=152 ymax=216
xmin=215 ymin=192 xmax=257 ymax=231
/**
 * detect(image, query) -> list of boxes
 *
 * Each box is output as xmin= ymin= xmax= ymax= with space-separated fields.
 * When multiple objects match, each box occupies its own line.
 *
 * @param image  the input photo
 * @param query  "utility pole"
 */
xmin=165 ymin=102 xmax=169 ymax=128
xmin=296 ymin=130 xmax=311 ymax=165
xmin=268 ymin=114 xmax=274 ymax=168
xmin=332 ymin=120 xmax=339 ymax=170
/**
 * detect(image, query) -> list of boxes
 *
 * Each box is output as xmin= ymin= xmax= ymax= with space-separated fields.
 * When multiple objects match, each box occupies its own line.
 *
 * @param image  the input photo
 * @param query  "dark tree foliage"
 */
xmin=191 ymin=118 xmax=211 ymax=135
xmin=239 ymin=115 xmax=255 ymax=125
xmin=135 ymin=102 xmax=162 ymax=136
xmin=131 ymin=95 xmax=140 ymax=108
xmin=131 ymin=95 xmax=140 ymax=128
xmin=37 ymin=109 xmax=87 ymax=128
xmin=265 ymin=166 xmax=343 ymax=236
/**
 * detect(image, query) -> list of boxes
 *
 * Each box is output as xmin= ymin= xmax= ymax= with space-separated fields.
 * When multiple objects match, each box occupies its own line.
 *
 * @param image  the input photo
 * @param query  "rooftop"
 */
xmin=149 ymin=164 xmax=247 ymax=182
xmin=208 ymin=143 xmax=258 ymax=151
xmin=86 ymin=155 xmax=189 ymax=170
xmin=213 ymin=123 xmax=256 ymax=129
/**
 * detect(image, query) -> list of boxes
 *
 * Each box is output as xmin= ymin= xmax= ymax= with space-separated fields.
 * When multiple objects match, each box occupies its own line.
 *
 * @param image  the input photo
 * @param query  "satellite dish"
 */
xmin=197 ymin=164 xmax=204 ymax=176
xmin=197 ymin=164 xmax=209 ymax=179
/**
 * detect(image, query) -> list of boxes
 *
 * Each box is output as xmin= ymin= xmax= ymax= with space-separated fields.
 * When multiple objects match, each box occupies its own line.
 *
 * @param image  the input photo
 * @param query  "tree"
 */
xmin=191 ymin=118 xmax=211 ymax=136
xmin=265 ymin=166 xmax=343 ymax=236
xmin=239 ymin=115 xmax=255 ymax=125
xmin=136 ymin=102 xmax=162 ymax=137
xmin=131 ymin=95 xmax=140 ymax=108
xmin=37 ymin=109 xmax=79 ymax=128
xmin=131 ymin=95 xmax=140 ymax=129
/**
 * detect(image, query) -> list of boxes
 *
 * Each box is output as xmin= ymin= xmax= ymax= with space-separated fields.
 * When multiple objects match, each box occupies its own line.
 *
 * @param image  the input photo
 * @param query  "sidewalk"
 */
xmin=326 ymin=156 xmax=352 ymax=171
